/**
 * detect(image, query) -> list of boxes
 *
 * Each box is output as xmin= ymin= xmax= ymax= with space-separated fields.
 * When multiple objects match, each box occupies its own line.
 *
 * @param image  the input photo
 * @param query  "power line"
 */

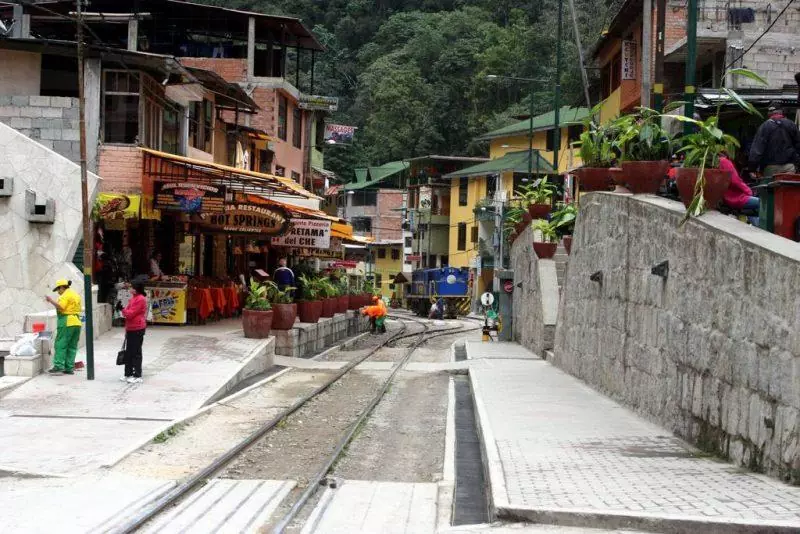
xmin=725 ymin=0 xmax=797 ymax=71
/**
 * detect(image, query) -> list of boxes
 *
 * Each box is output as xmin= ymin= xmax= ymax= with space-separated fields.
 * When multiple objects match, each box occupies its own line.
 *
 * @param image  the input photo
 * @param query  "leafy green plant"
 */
xmin=318 ymin=277 xmax=339 ymax=298
xmin=551 ymin=202 xmax=578 ymax=235
xmin=264 ymin=281 xmax=295 ymax=304
xmin=532 ymin=219 xmax=558 ymax=243
xmin=297 ymin=274 xmax=323 ymax=300
xmin=574 ymin=103 xmax=617 ymax=167
xmin=613 ymin=107 xmax=674 ymax=161
xmin=245 ymin=280 xmax=272 ymax=311
xmin=362 ymin=279 xmax=376 ymax=295
xmin=515 ymin=179 xmax=557 ymax=205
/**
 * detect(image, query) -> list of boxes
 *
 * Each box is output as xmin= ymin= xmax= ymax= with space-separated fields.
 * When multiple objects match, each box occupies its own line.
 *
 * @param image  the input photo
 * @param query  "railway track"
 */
xmin=108 ymin=315 xmax=479 ymax=534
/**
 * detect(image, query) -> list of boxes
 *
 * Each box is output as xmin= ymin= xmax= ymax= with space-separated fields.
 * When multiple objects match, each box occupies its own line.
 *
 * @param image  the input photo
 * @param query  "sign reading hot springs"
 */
xmin=271 ymin=219 xmax=331 ymax=249
xmin=194 ymin=203 xmax=289 ymax=236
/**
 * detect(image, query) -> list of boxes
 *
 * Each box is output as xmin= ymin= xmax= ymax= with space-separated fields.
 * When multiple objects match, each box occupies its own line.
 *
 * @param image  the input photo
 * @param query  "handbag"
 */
xmin=116 ymin=338 xmax=127 ymax=366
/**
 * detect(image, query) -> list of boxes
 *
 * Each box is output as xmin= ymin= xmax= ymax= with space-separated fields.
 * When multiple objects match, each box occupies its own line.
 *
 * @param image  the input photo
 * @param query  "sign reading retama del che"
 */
xmin=271 ymin=219 xmax=332 ymax=249
xmin=193 ymin=203 xmax=289 ymax=236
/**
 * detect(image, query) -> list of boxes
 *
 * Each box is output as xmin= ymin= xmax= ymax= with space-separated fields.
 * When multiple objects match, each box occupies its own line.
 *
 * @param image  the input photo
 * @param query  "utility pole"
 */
xmin=527 ymin=82 xmax=534 ymax=182
xmin=566 ymin=0 xmax=592 ymax=107
xmin=684 ymin=0 xmax=698 ymax=134
xmin=553 ymin=0 xmax=563 ymax=174
xmin=654 ymin=0 xmax=666 ymax=111
xmin=76 ymin=0 xmax=95 ymax=380
xmin=642 ymin=0 xmax=653 ymax=107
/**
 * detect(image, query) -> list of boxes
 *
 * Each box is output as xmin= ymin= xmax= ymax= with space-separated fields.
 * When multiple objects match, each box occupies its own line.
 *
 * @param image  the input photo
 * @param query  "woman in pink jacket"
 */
xmin=121 ymin=280 xmax=148 ymax=384
xmin=721 ymin=153 xmax=759 ymax=225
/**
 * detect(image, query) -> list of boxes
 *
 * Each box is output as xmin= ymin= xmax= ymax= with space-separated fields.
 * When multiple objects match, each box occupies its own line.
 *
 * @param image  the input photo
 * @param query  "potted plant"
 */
xmin=613 ymin=107 xmax=674 ymax=194
xmin=267 ymin=281 xmax=296 ymax=330
xmin=572 ymin=104 xmax=617 ymax=192
xmin=516 ymin=179 xmax=557 ymax=219
xmin=333 ymin=277 xmax=349 ymax=313
xmin=347 ymin=285 xmax=362 ymax=310
xmin=504 ymin=204 xmax=525 ymax=243
xmin=242 ymin=280 xmax=273 ymax=338
xmin=296 ymin=274 xmax=323 ymax=324
xmin=361 ymin=279 xmax=376 ymax=305
xmin=531 ymin=219 xmax=559 ymax=259
xmin=318 ymin=277 xmax=338 ymax=318
xmin=551 ymin=202 xmax=578 ymax=254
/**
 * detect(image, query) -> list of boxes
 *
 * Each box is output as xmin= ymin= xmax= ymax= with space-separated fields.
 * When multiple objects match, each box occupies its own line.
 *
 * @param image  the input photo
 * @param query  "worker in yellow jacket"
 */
xmin=45 ymin=279 xmax=83 ymax=375
xmin=361 ymin=295 xmax=387 ymax=334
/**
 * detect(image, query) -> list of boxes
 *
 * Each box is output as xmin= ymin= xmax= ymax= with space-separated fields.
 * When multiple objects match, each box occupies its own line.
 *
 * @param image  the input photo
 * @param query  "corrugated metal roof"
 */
xmin=477 ymin=107 xmax=590 ymax=141
xmin=442 ymin=150 xmax=555 ymax=178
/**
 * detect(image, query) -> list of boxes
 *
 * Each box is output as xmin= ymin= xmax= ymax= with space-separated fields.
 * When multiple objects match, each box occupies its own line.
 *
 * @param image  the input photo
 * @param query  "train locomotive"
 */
xmin=407 ymin=266 xmax=471 ymax=318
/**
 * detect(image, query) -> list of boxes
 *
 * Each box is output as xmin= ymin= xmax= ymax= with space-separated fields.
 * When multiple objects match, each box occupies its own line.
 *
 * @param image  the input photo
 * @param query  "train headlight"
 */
xmin=446 ymin=274 xmax=456 ymax=284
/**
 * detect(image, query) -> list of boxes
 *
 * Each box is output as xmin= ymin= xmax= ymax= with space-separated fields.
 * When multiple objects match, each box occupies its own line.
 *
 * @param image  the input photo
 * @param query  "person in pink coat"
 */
xmin=721 ymin=152 xmax=759 ymax=225
xmin=121 ymin=280 xmax=148 ymax=383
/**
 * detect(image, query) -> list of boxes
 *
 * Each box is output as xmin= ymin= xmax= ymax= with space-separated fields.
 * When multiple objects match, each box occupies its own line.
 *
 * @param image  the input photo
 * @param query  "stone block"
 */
xmin=50 ymin=97 xmax=74 ymax=108
xmin=39 ymin=128 xmax=62 ymax=141
xmin=0 ymin=106 xmax=21 ymax=117
xmin=8 ymin=117 xmax=32 ymax=129
xmin=30 ymin=96 xmax=51 ymax=107
xmin=18 ymin=107 xmax=43 ymax=118
xmin=61 ymin=129 xmax=79 ymax=141
xmin=41 ymin=107 xmax=63 ymax=119
xmin=11 ymin=96 xmax=29 ymax=107
xmin=0 ymin=95 xmax=11 ymax=106
xmin=3 ymin=353 xmax=43 ymax=377
xmin=63 ymin=107 xmax=79 ymax=120
xmin=52 ymin=140 xmax=73 ymax=155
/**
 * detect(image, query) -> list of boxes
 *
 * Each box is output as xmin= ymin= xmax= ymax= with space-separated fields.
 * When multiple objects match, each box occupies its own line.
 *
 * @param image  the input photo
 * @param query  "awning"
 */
xmin=344 ymin=235 xmax=374 ymax=245
xmin=324 ymin=184 xmax=342 ymax=196
xmin=240 ymin=193 xmax=354 ymax=239
xmin=141 ymin=148 xmax=319 ymax=200
xmin=443 ymin=150 xmax=555 ymax=179
xmin=224 ymin=122 xmax=274 ymax=141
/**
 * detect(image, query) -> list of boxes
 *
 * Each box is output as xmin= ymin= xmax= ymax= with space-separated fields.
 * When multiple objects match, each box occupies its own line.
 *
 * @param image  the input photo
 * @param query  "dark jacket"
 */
xmin=748 ymin=115 xmax=800 ymax=170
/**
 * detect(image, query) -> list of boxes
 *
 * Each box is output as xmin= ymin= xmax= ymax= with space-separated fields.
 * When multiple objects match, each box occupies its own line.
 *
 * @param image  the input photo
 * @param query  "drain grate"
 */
xmin=452 ymin=376 xmax=489 ymax=525
xmin=454 ymin=344 xmax=467 ymax=362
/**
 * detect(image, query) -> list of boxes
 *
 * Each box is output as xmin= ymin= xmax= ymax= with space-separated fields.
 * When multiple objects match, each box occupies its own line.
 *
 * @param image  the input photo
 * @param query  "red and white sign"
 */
xmin=503 ymin=280 xmax=514 ymax=293
xmin=271 ymin=219 xmax=331 ymax=249
xmin=406 ymin=254 xmax=422 ymax=261
xmin=331 ymin=261 xmax=358 ymax=269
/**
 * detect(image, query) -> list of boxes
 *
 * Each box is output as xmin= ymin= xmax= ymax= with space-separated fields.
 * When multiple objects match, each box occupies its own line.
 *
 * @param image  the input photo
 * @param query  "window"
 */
xmin=275 ymin=165 xmax=286 ymax=177
xmin=291 ymin=171 xmax=301 ymax=183
xmin=546 ymin=130 xmax=555 ymax=152
xmin=352 ymin=217 xmax=372 ymax=233
xmin=486 ymin=174 xmax=497 ymax=198
xmin=457 ymin=223 xmax=467 ymax=251
xmin=404 ymin=236 xmax=412 ymax=248
xmin=278 ymin=95 xmax=288 ymax=141
xmin=189 ymin=99 xmax=214 ymax=152
xmin=378 ymin=248 xmax=386 ymax=259
xmin=103 ymin=71 xmax=140 ymax=143
xmin=391 ymin=248 xmax=400 ymax=260
xmin=471 ymin=226 xmax=478 ymax=244
xmin=259 ymin=149 xmax=273 ymax=173
xmin=376 ymin=274 xmax=383 ymax=287
xmin=568 ymin=124 xmax=582 ymax=143
xmin=458 ymin=177 xmax=468 ymax=206
xmin=351 ymin=190 xmax=378 ymax=206
xmin=292 ymin=107 xmax=302 ymax=148
xmin=203 ymin=100 xmax=213 ymax=153
xmin=440 ymin=255 xmax=448 ymax=267
xmin=162 ymin=108 xmax=179 ymax=154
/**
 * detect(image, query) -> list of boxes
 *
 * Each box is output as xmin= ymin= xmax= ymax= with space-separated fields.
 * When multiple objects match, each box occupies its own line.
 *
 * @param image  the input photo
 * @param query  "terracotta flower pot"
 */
xmin=620 ymin=161 xmax=670 ymax=194
xmin=348 ymin=295 xmax=360 ymax=310
xmin=514 ymin=221 xmax=528 ymax=235
xmin=321 ymin=297 xmax=336 ymax=318
xmin=337 ymin=295 xmax=349 ymax=314
xmin=528 ymin=203 xmax=551 ymax=219
xmin=521 ymin=211 xmax=533 ymax=223
xmin=609 ymin=167 xmax=630 ymax=194
xmin=297 ymin=300 xmax=323 ymax=324
xmin=563 ymin=235 xmax=573 ymax=255
xmin=533 ymin=241 xmax=558 ymax=259
xmin=242 ymin=309 xmax=273 ymax=339
xmin=573 ymin=167 xmax=613 ymax=192
xmin=361 ymin=293 xmax=372 ymax=307
xmin=774 ymin=173 xmax=800 ymax=182
xmin=675 ymin=167 xmax=732 ymax=209
xmin=271 ymin=303 xmax=297 ymax=330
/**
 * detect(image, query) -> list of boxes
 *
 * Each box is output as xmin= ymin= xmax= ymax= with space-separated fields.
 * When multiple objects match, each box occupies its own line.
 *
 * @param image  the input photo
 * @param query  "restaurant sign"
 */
xmin=194 ymin=203 xmax=289 ymax=236
xmin=271 ymin=219 xmax=332 ymax=249
xmin=154 ymin=181 xmax=225 ymax=213
xmin=298 ymin=95 xmax=339 ymax=112
xmin=622 ymin=40 xmax=637 ymax=80
xmin=95 ymin=193 xmax=141 ymax=220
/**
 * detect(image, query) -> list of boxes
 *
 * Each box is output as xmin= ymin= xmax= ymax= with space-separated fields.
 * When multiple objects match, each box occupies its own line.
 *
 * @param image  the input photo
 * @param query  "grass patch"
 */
xmin=153 ymin=423 xmax=186 ymax=444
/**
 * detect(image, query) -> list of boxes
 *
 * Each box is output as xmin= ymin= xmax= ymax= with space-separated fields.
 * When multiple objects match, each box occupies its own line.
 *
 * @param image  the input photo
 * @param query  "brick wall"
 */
xmin=97 ymin=145 xmax=143 ymax=193
xmin=376 ymin=189 xmax=404 ymax=241
xmin=178 ymin=58 xmax=248 ymax=83
xmin=0 ymin=95 xmax=80 ymax=163
xmin=249 ymin=86 xmax=277 ymax=135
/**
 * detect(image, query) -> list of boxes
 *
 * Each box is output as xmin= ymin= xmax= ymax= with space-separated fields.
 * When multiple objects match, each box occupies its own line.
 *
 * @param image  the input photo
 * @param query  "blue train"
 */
xmin=407 ymin=267 xmax=472 ymax=317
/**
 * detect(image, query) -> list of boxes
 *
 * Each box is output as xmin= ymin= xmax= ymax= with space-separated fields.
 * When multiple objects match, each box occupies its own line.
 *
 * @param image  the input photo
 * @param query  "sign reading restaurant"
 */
xmin=154 ymin=181 xmax=225 ymax=213
xmin=193 ymin=203 xmax=289 ymax=236
xmin=271 ymin=219 xmax=332 ymax=249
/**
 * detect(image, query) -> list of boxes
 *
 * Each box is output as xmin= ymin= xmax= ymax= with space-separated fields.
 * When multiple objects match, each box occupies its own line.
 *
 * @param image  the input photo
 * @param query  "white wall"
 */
xmin=0 ymin=50 xmax=41 ymax=96
xmin=0 ymin=122 xmax=100 ymax=338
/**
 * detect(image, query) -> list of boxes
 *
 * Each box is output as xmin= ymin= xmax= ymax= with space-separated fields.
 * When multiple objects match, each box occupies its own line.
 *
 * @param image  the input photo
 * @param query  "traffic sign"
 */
xmin=480 ymin=292 xmax=495 ymax=306
xmin=503 ymin=280 xmax=513 ymax=293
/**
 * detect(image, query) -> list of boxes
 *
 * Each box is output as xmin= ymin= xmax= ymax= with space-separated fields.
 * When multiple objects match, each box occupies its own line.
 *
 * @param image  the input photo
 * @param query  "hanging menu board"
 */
xmin=154 ymin=182 xmax=225 ymax=214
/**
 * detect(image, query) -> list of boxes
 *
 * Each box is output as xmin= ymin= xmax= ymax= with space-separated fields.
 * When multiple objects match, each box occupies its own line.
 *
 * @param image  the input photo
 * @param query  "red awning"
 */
xmin=324 ymin=184 xmax=341 ymax=196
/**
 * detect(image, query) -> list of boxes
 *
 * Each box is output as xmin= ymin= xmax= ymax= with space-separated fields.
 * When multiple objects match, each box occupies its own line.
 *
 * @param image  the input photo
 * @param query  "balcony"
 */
xmin=474 ymin=198 xmax=497 ymax=222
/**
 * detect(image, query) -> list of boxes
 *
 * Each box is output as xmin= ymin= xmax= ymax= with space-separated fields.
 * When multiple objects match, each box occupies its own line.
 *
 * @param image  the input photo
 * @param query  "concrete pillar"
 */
xmin=127 ymin=18 xmax=139 ymax=51
xmin=247 ymin=16 xmax=256 ymax=80
xmin=83 ymin=58 xmax=102 ymax=174
xmin=180 ymin=106 xmax=189 ymax=156
xmin=11 ymin=4 xmax=24 ymax=38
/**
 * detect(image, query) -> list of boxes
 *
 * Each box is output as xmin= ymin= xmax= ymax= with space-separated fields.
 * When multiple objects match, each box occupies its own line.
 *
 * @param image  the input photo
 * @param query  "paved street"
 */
xmin=0 ymin=320 xmax=270 ymax=476
xmin=467 ymin=344 xmax=800 ymax=531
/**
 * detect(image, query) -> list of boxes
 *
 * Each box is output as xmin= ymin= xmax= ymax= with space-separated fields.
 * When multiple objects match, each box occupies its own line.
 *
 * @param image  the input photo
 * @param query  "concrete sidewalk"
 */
xmin=0 ymin=320 xmax=272 ymax=477
xmin=466 ymin=343 xmax=800 ymax=533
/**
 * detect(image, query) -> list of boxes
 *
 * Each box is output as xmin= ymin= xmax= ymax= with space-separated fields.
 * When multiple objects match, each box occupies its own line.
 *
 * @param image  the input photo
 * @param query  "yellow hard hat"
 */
xmin=52 ymin=279 xmax=69 ymax=291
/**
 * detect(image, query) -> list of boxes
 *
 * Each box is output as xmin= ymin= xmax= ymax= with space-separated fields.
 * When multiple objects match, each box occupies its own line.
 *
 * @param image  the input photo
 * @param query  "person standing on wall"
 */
xmin=748 ymin=102 xmax=800 ymax=181
xmin=121 ymin=278 xmax=148 ymax=384
xmin=45 ymin=279 xmax=82 ymax=375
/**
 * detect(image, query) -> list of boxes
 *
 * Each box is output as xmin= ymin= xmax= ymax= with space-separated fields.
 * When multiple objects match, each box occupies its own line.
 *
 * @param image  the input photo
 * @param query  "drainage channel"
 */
xmin=452 ymin=376 xmax=489 ymax=525
xmin=454 ymin=343 xmax=467 ymax=362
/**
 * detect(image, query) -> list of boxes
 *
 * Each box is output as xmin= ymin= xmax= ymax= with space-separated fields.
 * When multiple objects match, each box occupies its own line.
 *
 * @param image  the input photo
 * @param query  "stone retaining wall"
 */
xmin=273 ymin=311 xmax=371 ymax=359
xmin=0 ymin=95 xmax=81 ymax=163
xmin=553 ymin=192 xmax=800 ymax=483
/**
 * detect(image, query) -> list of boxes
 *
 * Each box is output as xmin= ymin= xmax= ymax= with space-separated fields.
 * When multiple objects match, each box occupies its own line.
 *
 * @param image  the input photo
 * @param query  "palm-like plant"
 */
xmin=515 ymin=179 xmax=557 ymax=205
xmin=245 ymin=280 xmax=272 ymax=311
xmin=297 ymin=274 xmax=322 ymax=300
xmin=574 ymin=103 xmax=617 ymax=167
xmin=532 ymin=219 xmax=558 ymax=243
xmin=613 ymin=107 xmax=674 ymax=162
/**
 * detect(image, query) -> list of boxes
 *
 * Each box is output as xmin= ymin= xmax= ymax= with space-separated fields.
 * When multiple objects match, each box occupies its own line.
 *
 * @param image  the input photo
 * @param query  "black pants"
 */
xmin=124 ymin=329 xmax=145 ymax=378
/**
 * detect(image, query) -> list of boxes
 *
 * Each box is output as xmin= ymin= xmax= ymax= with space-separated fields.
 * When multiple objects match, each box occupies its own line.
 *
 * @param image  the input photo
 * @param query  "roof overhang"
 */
xmin=185 ymin=67 xmax=258 ymax=112
xmin=665 ymin=35 xmax=727 ymax=63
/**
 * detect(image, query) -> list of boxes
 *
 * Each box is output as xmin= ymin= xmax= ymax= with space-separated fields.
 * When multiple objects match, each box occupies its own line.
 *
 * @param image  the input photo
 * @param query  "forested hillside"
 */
xmin=199 ymin=0 xmax=616 ymax=180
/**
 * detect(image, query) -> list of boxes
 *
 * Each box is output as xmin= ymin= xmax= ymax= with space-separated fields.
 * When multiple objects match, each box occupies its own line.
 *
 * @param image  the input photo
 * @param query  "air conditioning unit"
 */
xmin=0 ymin=177 xmax=12 ymax=197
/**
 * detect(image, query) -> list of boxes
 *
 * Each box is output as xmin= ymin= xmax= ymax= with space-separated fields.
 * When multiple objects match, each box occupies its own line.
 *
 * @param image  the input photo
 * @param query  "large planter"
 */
xmin=573 ymin=167 xmax=613 ymax=192
xmin=271 ymin=303 xmax=297 ymax=330
xmin=514 ymin=221 xmax=528 ymax=235
xmin=336 ymin=295 xmax=349 ymax=314
xmin=675 ymin=167 xmax=732 ymax=209
xmin=297 ymin=300 xmax=323 ymax=324
xmin=527 ymin=203 xmax=551 ymax=219
xmin=619 ymin=161 xmax=670 ymax=194
xmin=361 ymin=293 xmax=373 ymax=307
xmin=242 ymin=309 xmax=273 ymax=339
xmin=521 ymin=210 xmax=533 ymax=224
xmin=563 ymin=235 xmax=573 ymax=255
xmin=321 ymin=297 xmax=336 ymax=318
xmin=533 ymin=241 xmax=558 ymax=259
xmin=348 ymin=295 xmax=361 ymax=310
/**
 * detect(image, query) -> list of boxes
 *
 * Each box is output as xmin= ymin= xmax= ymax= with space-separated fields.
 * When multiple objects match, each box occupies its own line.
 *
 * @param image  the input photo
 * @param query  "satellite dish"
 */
xmin=446 ymin=274 xmax=456 ymax=284
xmin=480 ymin=292 xmax=495 ymax=306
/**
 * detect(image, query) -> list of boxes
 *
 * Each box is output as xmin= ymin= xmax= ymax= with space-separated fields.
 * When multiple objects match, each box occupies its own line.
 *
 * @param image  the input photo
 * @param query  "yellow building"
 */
xmin=368 ymin=241 xmax=404 ymax=299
